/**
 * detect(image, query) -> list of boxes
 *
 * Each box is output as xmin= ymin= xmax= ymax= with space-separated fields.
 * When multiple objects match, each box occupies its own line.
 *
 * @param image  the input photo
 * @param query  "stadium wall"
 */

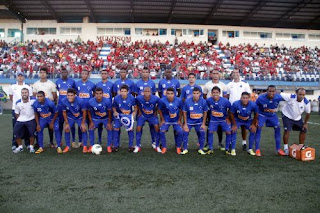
xmin=1 ymin=20 xmax=320 ymax=48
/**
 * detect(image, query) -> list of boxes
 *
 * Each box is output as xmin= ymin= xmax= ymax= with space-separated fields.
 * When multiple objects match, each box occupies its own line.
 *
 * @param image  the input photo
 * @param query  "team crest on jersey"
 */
xmin=162 ymin=84 xmax=166 ymax=88
xmin=189 ymin=106 xmax=193 ymax=110
xmin=186 ymin=90 xmax=190 ymax=94
xmin=37 ymin=108 xmax=42 ymax=112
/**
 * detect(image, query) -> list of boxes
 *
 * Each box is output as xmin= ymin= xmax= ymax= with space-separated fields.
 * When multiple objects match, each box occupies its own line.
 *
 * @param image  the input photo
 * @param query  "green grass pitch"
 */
xmin=0 ymin=113 xmax=319 ymax=212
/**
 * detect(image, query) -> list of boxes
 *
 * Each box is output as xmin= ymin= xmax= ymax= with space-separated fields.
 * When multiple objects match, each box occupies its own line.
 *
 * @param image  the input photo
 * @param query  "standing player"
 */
xmin=112 ymin=85 xmax=137 ymax=152
xmin=135 ymin=87 xmax=161 ymax=153
xmin=33 ymin=91 xmax=61 ymax=154
xmin=87 ymin=88 xmax=113 ymax=153
xmin=32 ymin=67 xmax=57 ymax=147
xmin=254 ymin=85 xmax=286 ymax=156
xmin=113 ymin=67 xmax=135 ymax=96
xmin=12 ymin=88 xmax=36 ymax=154
xmin=181 ymin=73 xmax=202 ymax=101
xmin=61 ymin=88 xmax=88 ymax=153
xmin=206 ymin=86 xmax=232 ymax=155
xmin=226 ymin=68 xmax=251 ymax=151
xmin=158 ymin=69 xmax=181 ymax=98
xmin=158 ymin=87 xmax=184 ymax=154
xmin=8 ymin=72 xmax=32 ymax=150
xmin=181 ymin=87 xmax=208 ymax=155
xmin=230 ymin=92 xmax=258 ymax=156
xmin=203 ymin=69 xmax=228 ymax=151
xmin=281 ymin=88 xmax=311 ymax=155
xmin=56 ymin=68 xmax=76 ymax=147
xmin=96 ymin=70 xmax=114 ymax=145
xmin=75 ymin=70 xmax=95 ymax=147
xmin=134 ymin=67 xmax=157 ymax=148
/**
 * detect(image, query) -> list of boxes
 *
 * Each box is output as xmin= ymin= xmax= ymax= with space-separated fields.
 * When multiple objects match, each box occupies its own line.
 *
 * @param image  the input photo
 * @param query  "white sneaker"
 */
xmin=12 ymin=146 xmax=17 ymax=151
xmin=13 ymin=147 xmax=23 ymax=154
xmin=30 ymin=148 xmax=35 ymax=153
xmin=156 ymin=147 xmax=162 ymax=153
xmin=151 ymin=142 xmax=156 ymax=149
xmin=284 ymin=149 xmax=289 ymax=156
xmin=133 ymin=146 xmax=141 ymax=153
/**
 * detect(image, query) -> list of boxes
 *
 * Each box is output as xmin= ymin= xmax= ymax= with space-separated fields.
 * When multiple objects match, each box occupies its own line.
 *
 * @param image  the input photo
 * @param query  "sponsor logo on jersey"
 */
xmin=238 ymin=115 xmax=249 ymax=120
xmin=95 ymin=111 xmax=107 ymax=117
xmin=103 ymin=93 xmax=110 ymax=98
xmin=212 ymin=111 xmax=224 ymax=117
xmin=121 ymin=109 xmax=131 ymax=115
xmin=40 ymin=112 xmax=52 ymax=118
xmin=79 ymin=93 xmax=90 ymax=98
xmin=143 ymin=109 xmax=153 ymax=115
xmin=169 ymin=113 xmax=177 ymax=118
xmin=73 ymin=112 xmax=80 ymax=117
xmin=190 ymin=113 xmax=202 ymax=119
xmin=59 ymin=90 xmax=67 ymax=95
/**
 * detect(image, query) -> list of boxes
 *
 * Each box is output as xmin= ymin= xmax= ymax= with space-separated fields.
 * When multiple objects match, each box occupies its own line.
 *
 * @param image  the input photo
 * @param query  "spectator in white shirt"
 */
xmin=281 ymin=88 xmax=311 ymax=155
xmin=12 ymin=88 xmax=36 ymax=153
xmin=8 ymin=72 xmax=32 ymax=149
xmin=226 ymin=69 xmax=252 ymax=150
xmin=203 ymin=69 xmax=228 ymax=150
xmin=32 ymin=67 xmax=57 ymax=147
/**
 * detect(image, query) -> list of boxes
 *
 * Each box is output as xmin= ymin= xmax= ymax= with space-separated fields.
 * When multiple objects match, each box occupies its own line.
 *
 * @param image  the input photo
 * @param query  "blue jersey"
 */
xmin=75 ymin=80 xmax=96 ymax=103
xmin=88 ymin=97 xmax=112 ymax=120
xmin=158 ymin=78 xmax=180 ymax=97
xmin=113 ymin=79 xmax=135 ymax=95
xmin=134 ymin=79 xmax=156 ymax=95
xmin=256 ymin=93 xmax=284 ymax=117
xmin=136 ymin=95 xmax=160 ymax=118
xmin=61 ymin=96 xmax=86 ymax=120
xmin=56 ymin=78 xmax=76 ymax=105
xmin=181 ymin=84 xmax=202 ymax=100
xmin=96 ymin=80 xmax=113 ymax=101
xmin=230 ymin=100 xmax=258 ymax=122
xmin=113 ymin=94 xmax=136 ymax=115
xmin=159 ymin=97 xmax=183 ymax=123
xmin=33 ymin=98 xmax=57 ymax=120
xmin=207 ymin=97 xmax=231 ymax=121
xmin=183 ymin=97 xmax=208 ymax=125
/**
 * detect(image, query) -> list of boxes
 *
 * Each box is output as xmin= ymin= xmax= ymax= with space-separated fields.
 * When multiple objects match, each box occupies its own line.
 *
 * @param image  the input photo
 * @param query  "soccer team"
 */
xmin=11 ymin=66 xmax=311 ymax=156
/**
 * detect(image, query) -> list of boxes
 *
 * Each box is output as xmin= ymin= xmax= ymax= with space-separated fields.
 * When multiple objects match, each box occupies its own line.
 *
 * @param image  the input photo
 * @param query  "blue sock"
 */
xmin=231 ymin=132 xmax=237 ymax=150
xmin=149 ymin=125 xmax=156 ymax=143
xmin=275 ymin=127 xmax=281 ymax=150
xmin=78 ymin=126 xmax=82 ymax=143
xmin=82 ymin=131 xmax=88 ymax=146
xmin=38 ymin=129 xmax=44 ymax=148
xmin=159 ymin=131 xmax=166 ymax=148
xmin=54 ymin=129 xmax=61 ymax=148
xmin=113 ymin=130 xmax=120 ymax=148
xmin=225 ymin=133 xmax=231 ymax=150
xmin=136 ymin=130 xmax=142 ymax=147
xmin=89 ymin=129 xmax=95 ymax=146
xmin=128 ymin=131 xmax=134 ymax=148
xmin=255 ymin=128 xmax=262 ymax=150
xmin=208 ymin=132 xmax=214 ymax=150
xmin=183 ymin=131 xmax=189 ymax=150
xmin=107 ymin=130 xmax=113 ymax=147
xmin=71 ymin=126 xmax=76 ymax=142
xmin=248 ymin=131 xmax=255 ymax=149
xmin=98 ymin=126 xmax=103 ymax=144
xmin=198 ymin=130 xmax=205 ymax=150
xmin=176 ymin=130 xmax=183 ymax=148
xmin=154 ymin=131 xmax=160 ymax=147
xmin=65 ymin=132 xmax=70 ymax=147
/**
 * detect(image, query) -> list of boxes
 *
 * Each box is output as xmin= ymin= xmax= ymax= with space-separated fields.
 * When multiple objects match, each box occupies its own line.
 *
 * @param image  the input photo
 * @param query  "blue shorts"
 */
xmin=67 ymin=117 xmax=83 ymax=128
xmin=258 ymin=114 xmax=279 ymax=128
xmin=39 ymin=118 xmax=59 ymax=131
xmin=93 ymin=119 xmax=110 ymax=129
xmin=282 ymin=114 xmax=306 ymax=133
xmin=113 ymin=118 xmax=123 ymax=129
xmin=58 ymin=105 xmax=64 ymax=122
xmin=208 ymin=120 xmax=231 ymax=132
xmin=235 ymin=120 xmax=252 ymax=130
xmin=160 ymin=123 xmax=182 ymax=132
xmin=137 ymin=115 xmax=159 ymax=127
xmin=185 ymin=124 xmax=205 ymax=132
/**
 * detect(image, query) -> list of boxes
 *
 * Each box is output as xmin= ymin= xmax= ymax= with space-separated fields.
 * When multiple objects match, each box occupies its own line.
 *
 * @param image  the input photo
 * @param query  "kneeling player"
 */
xmin=61 ymin=88 xmax=88 ymax=153
xmin=135 ymin=87 xmax=160 ymax=153
xmin=112 ymin=85 xmax=137 ymax=152
xmin=158 ymin=87 xmax=183 ymax=154
xmin=230 ymin=92 xmax=258 ymax=156
xmin=88 ymin=87 xmax=112 ymax=153
xmin=181 ymin=87 xmax=208 ymax=155
xmin=206 ymin=86 xmax=232 ymax=155
xmin=33 ymin=91 xmax=61 ymax=154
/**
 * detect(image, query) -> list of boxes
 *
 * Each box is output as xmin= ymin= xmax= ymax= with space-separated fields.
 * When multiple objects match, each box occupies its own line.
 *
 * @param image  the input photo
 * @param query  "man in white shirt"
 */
xmin=203 ymin=69 xmax=228 ymax=150
xmin=32 ymin=67 xmax=57 ymax=147
xmin=8 ymin=72 xmax=33 ymax=149
xmin=12 ymin=88 xmax=36 ymax=153
xmin=226 ymin=68 xmax=252 ymax=150
xmin=281 ymin=88 xmax=311 ymax=155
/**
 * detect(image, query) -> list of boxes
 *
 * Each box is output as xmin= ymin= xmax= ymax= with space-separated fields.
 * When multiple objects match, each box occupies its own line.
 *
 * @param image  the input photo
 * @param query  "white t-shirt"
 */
xmin=281 ymin=93 xmax=311 ymax=121
xmin=15 ymin=98 xmax=36 ymax=122
xmin=8 ymin=83 xmax=33 ymax=110
xmin=227 ymin=80 xmax=252 ymax=104
xmin=32 ymin=80 xmax=57 ymax=100
xmin=203 ymin=81 xmax=227 ymax=98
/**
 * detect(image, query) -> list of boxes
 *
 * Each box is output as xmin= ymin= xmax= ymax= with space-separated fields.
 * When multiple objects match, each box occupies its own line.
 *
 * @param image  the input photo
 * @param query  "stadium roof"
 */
xmin=1 ymin=0 xmax=320 ymax=30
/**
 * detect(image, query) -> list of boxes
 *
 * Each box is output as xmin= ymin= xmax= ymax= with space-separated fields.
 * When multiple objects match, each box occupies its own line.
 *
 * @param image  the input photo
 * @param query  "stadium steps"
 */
xmin=214 ymin=45 xmax=232 ymax=68
xmin=99 ymin=45 xmax=111 ymax=61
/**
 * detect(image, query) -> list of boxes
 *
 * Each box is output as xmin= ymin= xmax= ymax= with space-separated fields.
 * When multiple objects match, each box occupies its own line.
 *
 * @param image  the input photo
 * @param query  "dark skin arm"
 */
xmin=107 ymin=109 xmax=112 ymax=130
xmin=81 ymin=109 xmax=87 ymax=132
xmin=250 ymin=112 xmax=258 ymax=132
xmin=87 ymin=109 xmax=95 ymax=130
xmin=230 ymin=112 xmax=238 ymax=133
xmin=303 ymin=113 xmax=310 ymax=130
xmin=49 ymin=112 xmax=59 ymax=130
xmin=158 ymin=108 xmax=165 ymax=126
xmin=35 ymin=112 xmax=41 ymax=132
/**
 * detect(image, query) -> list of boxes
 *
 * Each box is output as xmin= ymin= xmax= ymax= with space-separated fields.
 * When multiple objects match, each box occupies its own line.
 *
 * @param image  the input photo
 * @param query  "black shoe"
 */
xmin=242 ymin=144 xmax=247 ymax=151
xmin=128 ymin=147 xmax=134 ymax=152
xmin=112 ymin=147 xmax=119 ymax=152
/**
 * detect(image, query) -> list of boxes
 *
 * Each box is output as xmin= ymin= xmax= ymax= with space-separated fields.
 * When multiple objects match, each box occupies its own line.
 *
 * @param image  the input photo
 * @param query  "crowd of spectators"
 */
xmin=0 ymin=39 xmax=319 ymax=81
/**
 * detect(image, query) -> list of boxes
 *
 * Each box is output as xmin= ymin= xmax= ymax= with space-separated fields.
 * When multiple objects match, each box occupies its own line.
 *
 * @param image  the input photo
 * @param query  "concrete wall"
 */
xmin=1 ymin=19 xmax=320 ymax=47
